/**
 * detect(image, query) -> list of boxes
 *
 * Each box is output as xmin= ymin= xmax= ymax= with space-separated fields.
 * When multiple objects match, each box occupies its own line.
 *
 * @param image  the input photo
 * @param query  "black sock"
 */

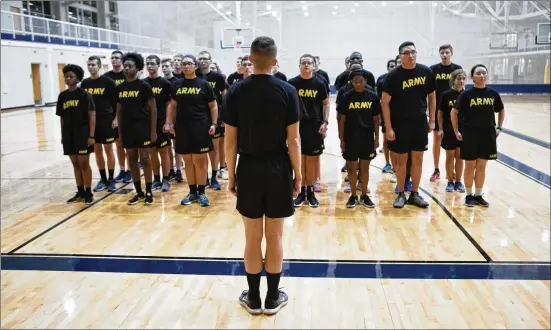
xmin=99 ymin=169 xmax=107 ymax=183
xmin=145 ymin=182 xmax=152 ymax=194
xmin=266 ymin=271 xmax=282 ymax=300
xmin=405 ymin=174 xmax=411 ymax=182
xmin=169 ymin=168 xmax=175 ymax=175
xmin=154 ymin=174 xmax=161 ymax=182
xmin=134 ymin=180 xmax=143 ymax=195
xmin=301 ymin=186 xmax=306 ymax=194
xmin=162 ymin=175 xmax=169 ymax=182
xmin=108 ymin=169 xmax=115 ymax=181
xmin=435 ymin=168 xmax=440 ymax=173
xmin=77 ymin=185 xmax=84 ymax=197
xmin=198 ymin=185 xmax=206 ymax=194
xmin=246 ymin=272 xmax=261 ymax=301
xmin=307 ymin=185 xmax=314 ymax=197
xmin=85 ymin=187 xmax=92 ymax=197
xmin=189 ymin=184 xmax=198 ymax=195
xmin=211 ymin=170 xmax=217 ymax=181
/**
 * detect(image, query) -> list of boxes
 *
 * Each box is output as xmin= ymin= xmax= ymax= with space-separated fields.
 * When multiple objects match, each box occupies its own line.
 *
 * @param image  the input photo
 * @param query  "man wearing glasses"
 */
xmin=382 ymin=41 xmax=436 ymax=209
xmin=288 ymin=54 xmax=329 ymax=208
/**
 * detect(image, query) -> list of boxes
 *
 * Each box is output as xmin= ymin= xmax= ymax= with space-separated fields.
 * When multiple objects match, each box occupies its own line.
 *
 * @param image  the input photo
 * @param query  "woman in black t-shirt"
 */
xmin=438 ymin=69 xmax=466 ymax=194
xmin=451 ymin=64 xmax=505 ymax=208
xmin=56 ymin=64 xmax=96 ymax=205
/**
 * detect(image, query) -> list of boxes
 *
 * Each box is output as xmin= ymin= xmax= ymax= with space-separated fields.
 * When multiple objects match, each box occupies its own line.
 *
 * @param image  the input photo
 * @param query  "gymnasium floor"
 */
xmin=1 ymin=95 xmax=550 ymax=329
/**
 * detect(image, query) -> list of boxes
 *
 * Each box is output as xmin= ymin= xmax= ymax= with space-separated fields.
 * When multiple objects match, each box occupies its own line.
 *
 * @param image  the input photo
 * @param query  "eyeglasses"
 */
xmin=198 ymin=57 xmax=210 ymax=61
xmin=300 ymin=61 xmax=313 ymax=66
xmin=401 ymin=50 xmax=417 ymax=56
xmin=111 ymin=56 xmax=121 ymax=60
xmin=182 ymin=61 xmax=195 ymax=66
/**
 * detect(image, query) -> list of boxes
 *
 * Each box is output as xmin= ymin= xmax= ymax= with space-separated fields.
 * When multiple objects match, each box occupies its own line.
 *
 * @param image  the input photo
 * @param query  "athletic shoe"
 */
xmin=430 ymin=170 xmax=440 ymax=182
xmin=181 ymin=193 xmax=198 ymax=205
xmin=390 ymin=173 xmax=397 ymax=183
xmin=314 ymin=180 xmax=322 ymax=192
xmin=344 ymin=182 xmax=351 ymax=193
xmin=168 ymin=170 xmax=176 ymax=182
xmin=198 ymin=193 xmax=210 ymax=207
xmin=446 ymin=181 xmax=455 ymax=192
xmin=405 ymin=180 xmax=412 ymax=192
xmin=344 ymin=175 xmax=349 ymax=183
xmin=114 ymin=171 xmax=125 ymax=183
xmin=382 ymin=163 xmax=392 ymax=173
xmin=294 ymin=192 xmax=306 ymax=207
xmin=128 ymin=194 xmax=144 ymax=205
xmin=151 ymin=180 xmax=162 ymax=191
xmin=465 ymin=195 xmax=476 ymax=207
xmin=407 ymin=192 xmax=429 ymax=208
xmin=123 ymin=171 xmax=132 ymax=184
xmin=210 ymin=179 xmax=221 ymax=191
xmin=218 ymin=168 xmax=229 ymax=180
xmin=93 ymin=180 xmax=107 ymax=192
xmin=454 ymin=181 xmax=465 ymax=193
xmin=144 ymin=192 xmax=153 ymax=205
xmin=474 ymin=195 xmax=489 ymax=207
xmin=175 ymin=170 xmax=183 ymax=183
xmin=393 ymin=192 xmax=407 ymax=208
xmin=161 ymin=179 xmax=170 ymax=192
xmin=359 ymin=194 xmax=375 ymax=208
xmin=138 ymin=161 xmax=143 ymax=169
xmin=84 ymin=194 xmax=94 ymax=205
xmin=341 ymin=165 xmax=347 ymax=173
xmin=264 ymin=290 xmax=288 ymax=315
xmin=67 ymin=192 xmax=82 ymax=203
xmin=239 ymin=290 xmax=262 ymax=315
xmin=107 ymin=180 xmax=117 ymax=192
xmin=306 ymin=194 xmax=319 ymax=208
xmin=378 ymin=148 xmax=384 ymax=153
xmin=346 ymin=195 xmax=358 ymax=208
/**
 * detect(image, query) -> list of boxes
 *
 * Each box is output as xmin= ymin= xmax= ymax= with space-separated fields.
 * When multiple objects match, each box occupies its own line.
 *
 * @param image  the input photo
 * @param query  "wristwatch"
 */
xmin=496 ymin=127 xmax=502 ymax=131
xmin=211 ymin=123 xmax=218 ymax=127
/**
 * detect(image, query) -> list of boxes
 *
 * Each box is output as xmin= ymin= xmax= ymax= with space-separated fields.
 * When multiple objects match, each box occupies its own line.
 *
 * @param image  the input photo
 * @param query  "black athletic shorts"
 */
xmin=460 ymin=126 xmax=497 ymax=161
xmin=63 ymin=127 xmax=94 ymax=156
xmin=388 ymin=115 xmax=429 ymax=154
xmin=441 ymin=122 xmax=461 ymax=151
xmin=155 ymin=132 xmax=171 ymax=149
xmin=121 ymin=119 xmax=152 ymax=149
xmin=236 ymin=153 xmax=294 ymax=219
xmin=213 ymin=125 xmax=225 ymax=139
xmin=300 ymin=120 xmax=324 ymax=156
xmin=342 ymin=128 xmax=377 ymax=161
xmin=175 ymin=118 xmax=213 ymax=155
xmin=95 ymin=114 xmax=118 ymax=144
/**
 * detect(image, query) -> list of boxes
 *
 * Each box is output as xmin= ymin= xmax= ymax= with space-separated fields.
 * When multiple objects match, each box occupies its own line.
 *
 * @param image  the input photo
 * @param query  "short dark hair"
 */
xmin=237 ymin=56 xmax=243 ymax=60
xmin=398 ymin=41 xmax=416 ymax=54
xmin=470 ymin=64 xmax=487 ymax=77
xmin=122 ymin=52 xmax=145 ymax=71
xmin=198 ymin=51 xmax=211 ymax=59
xmin=241 ymin=55 xmax=251 ymax=64
xmin=62 ymin=64 xmax=85 ymax=81
xmin=161 ymin=58 xmax=172 ymax=64
xmin=146 ymin=55 xmax=160 ymax=65
xmin=182 ymin=54 xmax=198 ymax=66
xmin=111 ymin=50 xmax=123 ymax=57
xmin=439 ymin=44 xmax=453 ymax=53
xmin=345 ymin=57 xmax=350 ymax=64
xmin=299 ymin=53 xmax=315 ymax=64
xmin=88 ymin=55 xmax=102 ymax=66
xmin=174 ymin=53 xmax=184 ymax=60
xmin=250 ymin=36 xmax=277 ymax=69
xmin=349 ymin=63 xmax=363 ymax=71
xmin=395 ymin=54 xmax=400 ymax=61
xmin=386 ymin=59 xmax=396 ymax=69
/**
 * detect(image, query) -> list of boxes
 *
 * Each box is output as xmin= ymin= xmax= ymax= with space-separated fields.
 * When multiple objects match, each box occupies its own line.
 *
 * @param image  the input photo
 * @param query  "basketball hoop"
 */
xmin=232 ymin=36 xmax=245 ymax=52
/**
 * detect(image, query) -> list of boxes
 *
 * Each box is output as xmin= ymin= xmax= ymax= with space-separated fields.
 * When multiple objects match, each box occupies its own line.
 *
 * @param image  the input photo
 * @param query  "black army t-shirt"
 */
xmin=288 ymin=75 xmax=328 ymax=122
xmin=103 ymin=70 xmax=125 ymax=86
xmin=116 ymin=79 xmax=154 ymax=121
xmin=430 ymin=62 xmax=462 ymax=104
xmin=273 ymin=71 xmax=287 ymax=82
xmin=171 ymin=77 xmax=216 ymax=123
xmin=454 ymin=87 xmax=504 ymax=127
xmin=224 ymin=74 xmax=301 ymax=156
xmin=166 ymin=76 xmax=179 ymax=84
xmin=438 ymin=89 xmax=461 ymax=128
xmin=56 ymin=87 xmax=95 ymax=129
xmin=337 ymin=89 xmax=381 ymax=132
xmin=143 ymin=76 xmax=172 ymax=125
xmin=80 ymin=76 xmax=117 ymax=116
xmin=227 ymin=72 xmax=244 ymax=86
xmin=376 ymin=73 xmax=389 ymax=98
xmin=383 ymin=64 xmax=435 ymax=118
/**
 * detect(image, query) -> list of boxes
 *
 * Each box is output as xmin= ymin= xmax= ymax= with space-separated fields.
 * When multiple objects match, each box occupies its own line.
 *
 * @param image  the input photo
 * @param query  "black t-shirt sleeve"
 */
xmin=367 ymin=72 xmax=376 ymax=90
xmin=204 ymin=83 xmax=216 ymax=103
xmin=223 ymin=87 xmax=237 ymax=126
xmin=371 ymin=93 xmax=381 ymax=116
xmin=318 ymin=80 xmax=329 ymax=100
xmin=336 ymin=92 xmax=348 ymax=115
xmin=285 ymin=88 xmax=301 ymax=126
xmin=104 ymin=76 xmax=118 ymax=109
xmin=218 ymin=74 xmax=227 ymax=92
xmin=454 ymin=90 xmax=466 ymax=112
xmin=438 ymin=92 xmax=446 ymax=112
xmin=493 ymin=90 xmax=504 ymax=112
xmin=55 ymin=93 xmax=63 ymax=116
xmin=85 ymin=91 xmax=95 ymax=111
xmin=425 ymin=67 xmax=436 ymax=94
xmin=162 ymin=80 xmax=172 ymax=102
xmin=141 ymin=81 xmax=154 ymax=100
xmin=382 ymin=72 xmax=395 ymax=96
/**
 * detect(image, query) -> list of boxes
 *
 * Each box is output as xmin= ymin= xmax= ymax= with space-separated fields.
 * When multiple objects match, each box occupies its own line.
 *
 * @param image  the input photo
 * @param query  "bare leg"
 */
xmin=410 ymin=151 xmax=424 ymax=192
xmin=454 ymin=148 xmax=464 ymax=182
xmin=347 ymin=160 xmax=358 ymax=196
xmin=359 ymin=159 xmax=370 ymax=195
xmin=445 ymin=149 xmax=455 ymax=181
xmin=192 ymin=153 xmax=209 ymax=185
xmin=394 ymin=153 xmax=408 ymax=192
xmin=139 ymin=148 xmax=152 ymax=183
xmin=183 ymin=154 xmax=196 ymax=184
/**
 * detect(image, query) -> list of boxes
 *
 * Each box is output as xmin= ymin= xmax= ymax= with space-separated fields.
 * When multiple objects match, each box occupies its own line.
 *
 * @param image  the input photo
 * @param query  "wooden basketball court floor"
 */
xmin=1 ymin=95 xmax=549 ymax=329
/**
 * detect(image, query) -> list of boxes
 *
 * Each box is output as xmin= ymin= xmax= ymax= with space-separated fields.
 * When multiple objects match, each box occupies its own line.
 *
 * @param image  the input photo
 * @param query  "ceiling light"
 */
xmin=381 ymin=2 xmax=387 ymax=6
xmin=226 ymin=10 xmax=232 ymax=15
xmin=433 ymin=2 xmax=438 ymax=6
xmin=300 ymin=1 xmax=305 ymax=3
xmin=332 ymin=11 xmax=337 ymax=15
xmin=304 ymin=11 xmax=309 ymax=17
xmin=266 ymin=4 xmax=272 ymax=10
xmin=272 ymin=10 xmax=277 ymax=16
xmin=351 ymin=8 xmax=356 ymax=12
xmin=354 ymin=2 xmax=359 ymax=6
xmin=245 ymin=22 xmax=250 ymax=26
xmin=276 ymin=17 xmax=281 ymax=21
xmin=333 ymin=5 xmax=339 ymax=9
xmin=409 ymin=1 xmax=414 ymax=3
xmin=302 ymin=5 xmax=307 ymax=10
xmin=216 ymin=3 xmax=222 ymax=9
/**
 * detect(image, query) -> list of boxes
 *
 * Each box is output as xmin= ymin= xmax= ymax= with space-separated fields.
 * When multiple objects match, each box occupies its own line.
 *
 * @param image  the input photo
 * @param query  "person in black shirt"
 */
xmin=337 ymin=69 xmax=379 ymax=208
xmin=165 ymin=54 xmax=218 ymax=207
xmin=438 ymin=69 xmax=466 ymax=194
xmin=429 ymin=44 xmax=463 ymax=183
xmin=224 ymin=36 xmax=300 ymax=315
xmin=161 ymin=57 xmax=183 ymax=182
xmin=382 ymin=41 xmax=436 ymax=209
xmin=104 ymin=50 xmax=131 ymax=185
xmin=172 ymin=54 xmax=185 ymax=79
xmin=116 ymin=52 xmax=158 ymax=205
xmin=57 ymin=64 xmax=96 ymax=205
xmin=241 ymin=55 xmax=253 ymax=78
xmin=81 ymin=56 xmax=118 ymax=193
xmin=312 ymin=55 xmax=330 ymax=192
xmin=376 ymin=59 xmax=397 ymax=175
xmin=144 ymin=55 xmax=173 ymax=193
xmin=161 ymin=58 xmax=178 ymax=84
xmin=334 ymin=56 xmax=351 ymax=91
xmin=452 ymin=64 xmax=505 ymax=208
xmin=289 ymin=54 xmax=329 ymax=208
xmin=313 ymin=56 xmax=330 ymax=89
xmin=197 ymin=50 xmax=227 ymax=191
xmin=227 ymin=56 xmax=245 ymax=86
xmin=271 ymin=62 xmax=287 ymax=81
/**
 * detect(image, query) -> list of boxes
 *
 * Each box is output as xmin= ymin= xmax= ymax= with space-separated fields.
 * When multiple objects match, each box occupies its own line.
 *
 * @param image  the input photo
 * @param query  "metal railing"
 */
xmin=0 ymin=10 xmax=211 ymax=55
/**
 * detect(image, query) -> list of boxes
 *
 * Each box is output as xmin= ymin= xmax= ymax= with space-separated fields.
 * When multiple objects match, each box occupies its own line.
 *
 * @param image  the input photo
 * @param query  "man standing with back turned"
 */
xmin=224 ymin=36 xmax=302 ymax=315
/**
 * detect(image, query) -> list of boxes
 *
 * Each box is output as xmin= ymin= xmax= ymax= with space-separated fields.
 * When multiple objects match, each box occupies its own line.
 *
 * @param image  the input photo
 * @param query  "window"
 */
xmin=109 ymin=16 xmax=119 ymax=30
xmin=68 ymin=6 xmax=98 ymax=27
xmin=82 ymin=1 xmax=98 ymax=8
xmin=22 ymin=1 xmax=52 ymax=19
xmin=108 ymin=1 xmax=117 ymax=13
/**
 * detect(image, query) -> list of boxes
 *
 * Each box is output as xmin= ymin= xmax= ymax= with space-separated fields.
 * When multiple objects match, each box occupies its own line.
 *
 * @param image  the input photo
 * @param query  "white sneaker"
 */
xmin=390 ymin=173 xmax=397 ymax=183
xmin=344 ymin=182 xmax=351 ymax=193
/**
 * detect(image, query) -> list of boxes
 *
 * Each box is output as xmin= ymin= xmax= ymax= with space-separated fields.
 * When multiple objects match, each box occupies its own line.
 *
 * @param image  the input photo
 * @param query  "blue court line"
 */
xmin=497 ymin=152 xmax=550 ymax=188
xmin=1 ymin=255 xmax=549 ymax=280
xmin=501 ymin=128 xmax=550 ymax=149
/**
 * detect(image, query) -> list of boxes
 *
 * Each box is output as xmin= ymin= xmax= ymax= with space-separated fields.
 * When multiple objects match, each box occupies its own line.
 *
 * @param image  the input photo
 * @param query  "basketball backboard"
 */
xmin=536 ymin=23 xmax=551 ymax=45
xmin=489 ymin=32 xmax=518 ymax=50
xmin=220 ymin=27 xmax=254 ymax=49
